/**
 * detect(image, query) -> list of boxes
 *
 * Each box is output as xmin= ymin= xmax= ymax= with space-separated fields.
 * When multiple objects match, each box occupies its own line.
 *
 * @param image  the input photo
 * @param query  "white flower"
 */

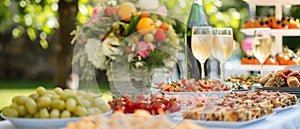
xmin=139 ymin=0 xmax=159 ymax=10
xmin=84 ymin=38 xmax=107 ymax=69
xmin=101 ymin=37 xmax=121 ymax=57
xmin=85 ymin=38 xmax=100 ymax=63
xmin=135 ymin=62 xmax=144 ymax=68
xmin=94 ymin=52 xmax=106 ymax=70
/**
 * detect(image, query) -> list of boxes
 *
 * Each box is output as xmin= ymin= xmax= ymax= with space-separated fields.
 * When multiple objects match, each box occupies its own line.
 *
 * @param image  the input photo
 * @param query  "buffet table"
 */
xmin=1 ymin=103 xmax=300 ymax=129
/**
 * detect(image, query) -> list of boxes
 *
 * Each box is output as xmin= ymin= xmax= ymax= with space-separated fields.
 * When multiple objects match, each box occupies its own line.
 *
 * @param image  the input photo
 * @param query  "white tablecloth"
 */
xmin=1 ymin=104 xmax=300 ymax=129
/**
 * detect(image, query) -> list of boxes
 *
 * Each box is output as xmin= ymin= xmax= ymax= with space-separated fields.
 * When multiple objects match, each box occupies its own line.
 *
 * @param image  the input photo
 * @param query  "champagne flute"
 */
xmin=253 ymin=28 xmax=272 ymax=75
xmin=191 ymin=26 xmax=213 ymax=79
xmin=212 ymin=28 xmax=234 ymax=81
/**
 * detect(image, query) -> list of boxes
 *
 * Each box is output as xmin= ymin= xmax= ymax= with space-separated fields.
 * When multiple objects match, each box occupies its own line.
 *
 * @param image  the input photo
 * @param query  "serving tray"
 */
xmin=255 ymin=86 xmax=300 ymax=98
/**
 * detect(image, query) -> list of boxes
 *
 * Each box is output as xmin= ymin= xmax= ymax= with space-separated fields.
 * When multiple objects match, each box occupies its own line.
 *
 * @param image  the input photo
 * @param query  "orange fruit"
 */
xmin=117 ymin=2 xmax=137 ymax=22
xmin=136 ymin=17 xmax=155 ymax=35
xmin=140 ymin=12 xmax=149 ymax=18
xmin=159 ymin=22 xmax=169 ymax=31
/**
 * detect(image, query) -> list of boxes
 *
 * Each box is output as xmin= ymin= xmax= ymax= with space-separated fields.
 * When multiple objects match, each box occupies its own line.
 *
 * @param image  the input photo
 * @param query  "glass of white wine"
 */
xmin=253 ymin=28 xmax=272 ymax=75
xmin=212 ymin=28 xmax=234 ymax=81
xmin=191 ymin=26 xmax=213 ymax=79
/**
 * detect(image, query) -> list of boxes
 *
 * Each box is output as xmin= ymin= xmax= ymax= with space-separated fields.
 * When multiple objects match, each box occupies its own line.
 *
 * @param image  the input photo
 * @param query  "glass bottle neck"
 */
xmin=193 ymin=0 xmax=203 ymax=5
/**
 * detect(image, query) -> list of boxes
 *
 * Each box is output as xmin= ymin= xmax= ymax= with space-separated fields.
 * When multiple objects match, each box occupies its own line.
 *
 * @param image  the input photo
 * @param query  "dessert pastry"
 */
xmin=182 ymin=90 xmax=298 ymax=122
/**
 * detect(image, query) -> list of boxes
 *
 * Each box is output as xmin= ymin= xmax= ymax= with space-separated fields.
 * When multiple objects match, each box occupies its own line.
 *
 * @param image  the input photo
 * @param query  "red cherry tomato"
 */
xmin=151 ymin=102 xmax=166 ymax=115
xmin=113 ymin=97 xmax=126 ymax=106
xmin=114 ymin=105 xmax=125 ymax=112
xmin=124 ymin=99 xmax=135 ymax=113
xmin=160 ymin=97 xmax=170 ymax=108
xmin=135 ymin=100 xmax=148 ymax=110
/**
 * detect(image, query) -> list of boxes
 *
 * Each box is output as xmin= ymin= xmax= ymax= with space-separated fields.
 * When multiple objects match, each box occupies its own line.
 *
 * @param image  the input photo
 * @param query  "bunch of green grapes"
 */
xmin=2 ymin=87 xmax=111 ymax=119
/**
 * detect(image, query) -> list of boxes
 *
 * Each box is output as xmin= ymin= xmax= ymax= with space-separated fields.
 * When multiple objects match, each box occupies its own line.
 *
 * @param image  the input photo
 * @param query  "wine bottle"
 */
xmin=185 ymin=0 xmax=210 ymax=79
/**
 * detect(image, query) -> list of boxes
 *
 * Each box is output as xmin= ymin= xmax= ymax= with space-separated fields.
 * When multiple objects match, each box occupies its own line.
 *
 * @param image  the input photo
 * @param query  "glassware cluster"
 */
xmin=191 ymin=27 xmax=234 ymax=81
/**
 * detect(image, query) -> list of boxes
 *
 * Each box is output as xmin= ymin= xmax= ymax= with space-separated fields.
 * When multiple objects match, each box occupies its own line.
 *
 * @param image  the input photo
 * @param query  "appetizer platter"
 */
xmin=166 ymin=90 xmax=299 ymax=128
xmin=257 ymin=68 xmax=300 ymax=98
xmin=170 ymin=90 xmax=299 ymax=128
xmin=225 ymin=74 xmax=261 ymax=91
xmin=158 ymin=78 xmax=231 ymax=98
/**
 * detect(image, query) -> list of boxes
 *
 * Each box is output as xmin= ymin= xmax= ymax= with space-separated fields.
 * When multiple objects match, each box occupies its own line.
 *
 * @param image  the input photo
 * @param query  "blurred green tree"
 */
xmin=0 ymin=0 xmax=97 ymax=88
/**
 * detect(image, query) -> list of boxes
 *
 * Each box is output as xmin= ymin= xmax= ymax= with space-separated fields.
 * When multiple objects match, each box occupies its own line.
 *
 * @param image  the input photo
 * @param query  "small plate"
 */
xmin=1 ymin=111 xmax=112 ymax=129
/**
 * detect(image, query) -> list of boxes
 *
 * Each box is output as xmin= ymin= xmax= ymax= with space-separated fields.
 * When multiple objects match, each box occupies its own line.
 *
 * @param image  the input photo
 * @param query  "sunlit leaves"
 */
xmin=40 ymin=39 xmax=49 ymax=49
xmin=160 ymin=0 xmax=191 ymax=23
xmin=12 ymin=26 xmax=25 ymax=39
xmin=0 ymin=0 xmax=13 ymax=32
xmin=0 ymin=0 xmax=60 ymax=45
xmin=27 ymin=27 xmax=37 ymax=41
xmin=204 ymin=0 xmax=248 ymax=43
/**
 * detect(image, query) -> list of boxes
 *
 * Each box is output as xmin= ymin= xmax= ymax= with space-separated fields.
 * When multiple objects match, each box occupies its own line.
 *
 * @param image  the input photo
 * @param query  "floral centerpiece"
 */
xmin=72 ymin=1 xmax=183 ymax=94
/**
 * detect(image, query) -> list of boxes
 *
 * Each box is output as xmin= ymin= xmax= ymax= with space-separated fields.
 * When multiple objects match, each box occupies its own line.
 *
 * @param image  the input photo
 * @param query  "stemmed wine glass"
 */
xmin=191 ymin=26 xmax=213 ymax=79
xmin=252 ymin=28 xmax=272 ymax=75
xmin=212 ymin=28 xmax=234 ymax=81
